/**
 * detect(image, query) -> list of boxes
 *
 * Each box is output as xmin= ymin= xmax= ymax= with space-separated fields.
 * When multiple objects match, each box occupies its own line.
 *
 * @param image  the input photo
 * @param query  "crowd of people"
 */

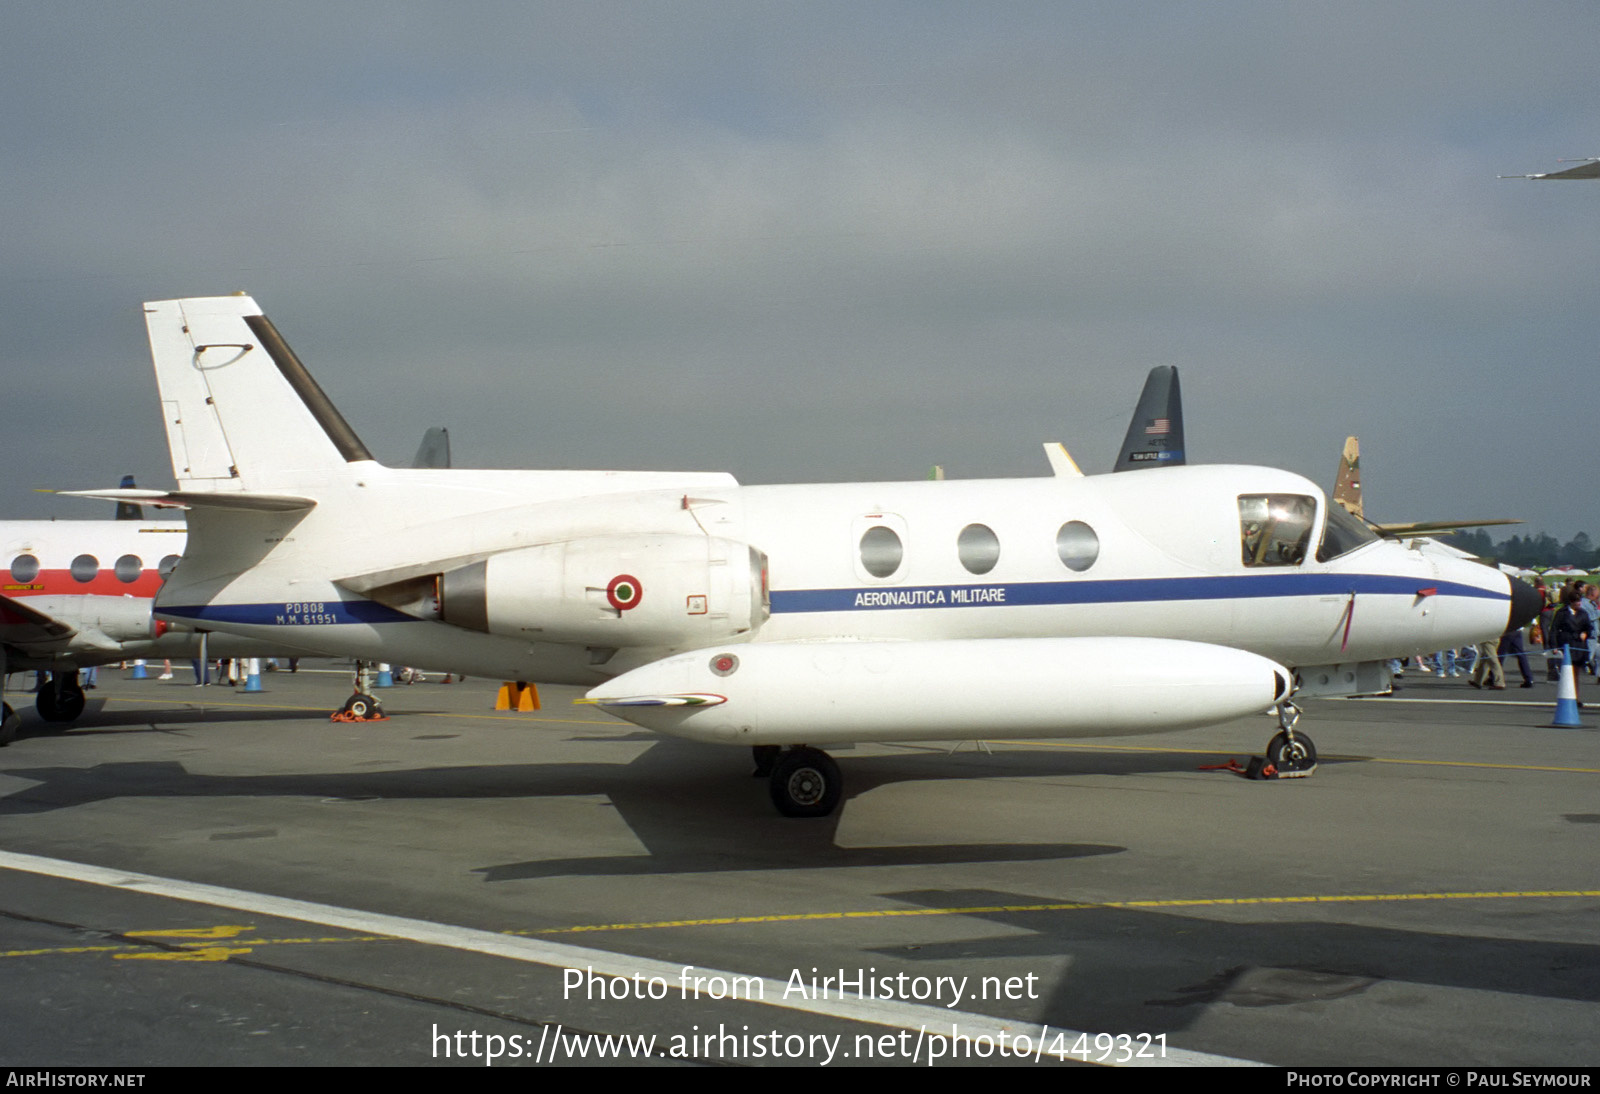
xmin=1395 ymin=577 xmax=1596 ymax=704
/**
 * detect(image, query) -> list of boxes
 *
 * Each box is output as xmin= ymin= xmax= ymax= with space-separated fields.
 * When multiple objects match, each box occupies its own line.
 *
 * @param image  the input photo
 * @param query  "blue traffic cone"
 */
xmin=244 ymin=658 xmax=264 ymax=693
xmin=1552 ymin=648 xmax=1582 ymax=728
xmin=375 ymin=663 xmax=394 ymax=688
xmin=131 ymin=660 xmax=148 ymax=680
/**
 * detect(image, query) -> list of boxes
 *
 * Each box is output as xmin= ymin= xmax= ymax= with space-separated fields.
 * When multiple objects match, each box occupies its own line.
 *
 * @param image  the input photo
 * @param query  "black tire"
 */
xmin=57 ymin=683 xmax=86 ymax=723
xmin=35 ymin=683 xmax=59 ymax=722
xmin=36 ymin=680 xmax=85 ymax=723
xmin=342 ymin=693 xmax=380 ymax=719
xmin=1267 ymin=730 xmax=1317 ymax=772
xmin=768 ymin=747 xmax=842 ymax=818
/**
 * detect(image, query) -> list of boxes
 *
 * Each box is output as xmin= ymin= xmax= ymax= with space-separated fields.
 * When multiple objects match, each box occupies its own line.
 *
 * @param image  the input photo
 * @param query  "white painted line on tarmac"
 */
xmin=0 ymin=849 xmax=1261 ymax=1067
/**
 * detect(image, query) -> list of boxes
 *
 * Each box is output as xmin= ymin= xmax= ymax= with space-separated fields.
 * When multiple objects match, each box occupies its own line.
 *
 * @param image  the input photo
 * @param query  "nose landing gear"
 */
xmin=1263 ymin=700 xmax=1317 ymax=776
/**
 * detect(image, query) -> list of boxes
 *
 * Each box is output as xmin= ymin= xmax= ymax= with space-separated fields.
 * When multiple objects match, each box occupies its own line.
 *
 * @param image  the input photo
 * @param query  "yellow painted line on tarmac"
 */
xmin=1366 ymin=757 xmax=1600 ymax=774
xmin=2 ymin=930 xmax=396 ymax=962
xmin=117 ymin=946 xmax=254 ymax=962
xmin=9 ymin=890 xmax=1596 ymax=960
xmin=0 ymin=944 xmax=127 ymax=959
xmin=516 ymin=888 xmax=1600 ymax=938
xmin=125 ymin=924 xmax=254 ymax=940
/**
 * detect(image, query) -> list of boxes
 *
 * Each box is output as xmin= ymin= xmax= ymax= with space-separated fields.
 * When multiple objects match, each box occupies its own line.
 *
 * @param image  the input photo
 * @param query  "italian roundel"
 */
xmin=606 ymin=574 xmax=643 ymax=611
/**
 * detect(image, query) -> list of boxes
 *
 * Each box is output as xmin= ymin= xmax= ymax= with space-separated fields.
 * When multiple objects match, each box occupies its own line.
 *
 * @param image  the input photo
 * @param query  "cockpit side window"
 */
xmin=1316 ymin=501 xmax=1380 ymax=562
xmin=1239 ymin=494 xmax=1316 ymax=567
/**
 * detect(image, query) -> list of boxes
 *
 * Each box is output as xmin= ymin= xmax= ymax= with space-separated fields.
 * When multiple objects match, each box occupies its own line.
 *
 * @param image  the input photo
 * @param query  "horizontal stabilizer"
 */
xmin=1499 ymin=158 xmax=1600 ymax=180
xmin=1373 ymin=518 xmax=1522 ymax=538
xmin=59 ymin=488 xmax=317 ymax=513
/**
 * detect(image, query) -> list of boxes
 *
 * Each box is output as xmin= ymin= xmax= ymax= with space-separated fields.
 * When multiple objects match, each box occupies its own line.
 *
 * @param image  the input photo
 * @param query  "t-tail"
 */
xmin=144 ymin=294 xmax=373 ymax=494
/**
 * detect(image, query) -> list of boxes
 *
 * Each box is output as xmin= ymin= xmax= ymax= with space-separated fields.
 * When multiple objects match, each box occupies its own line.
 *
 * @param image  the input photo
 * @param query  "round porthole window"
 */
xmin=70 ymin=554 xmax=100 ymax=583
xmin=957 ymin=523 xmax=1000 ymax=575
xmin=859 ymin=525 xmax=904 ymax=579
xmin=1055 ymin=521 xmax=1099 ymax=572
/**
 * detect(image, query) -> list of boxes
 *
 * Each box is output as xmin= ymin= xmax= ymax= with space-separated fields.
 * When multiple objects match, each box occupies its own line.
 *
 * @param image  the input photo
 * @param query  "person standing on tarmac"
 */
xmin=1550 ymin=587 xmax=1592 ymax=706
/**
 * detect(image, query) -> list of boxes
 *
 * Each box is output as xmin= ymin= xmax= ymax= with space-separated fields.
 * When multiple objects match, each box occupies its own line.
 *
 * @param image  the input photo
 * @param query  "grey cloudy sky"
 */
xmin=3 ymin=2 xmax=1595 ymax=538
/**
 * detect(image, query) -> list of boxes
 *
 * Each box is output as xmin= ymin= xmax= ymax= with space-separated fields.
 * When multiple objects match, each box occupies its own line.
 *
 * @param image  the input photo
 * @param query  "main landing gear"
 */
xmin=331 ymin=661 xmax=388 ymax=722
xmin=331 ymin=692 xmax=388 ymax=723
xmin=1265 ymin=699 xmax=1318 ymax=776
xmin=36 ymin=671 xmax=87 ymax=725
xmin=756 ymin=745 xmax=843 ymax=818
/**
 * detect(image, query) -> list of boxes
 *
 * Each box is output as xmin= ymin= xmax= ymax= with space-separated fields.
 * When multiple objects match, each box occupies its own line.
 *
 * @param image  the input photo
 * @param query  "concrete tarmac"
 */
xmin=0 ymin=664 xmax=1595 ymax=1067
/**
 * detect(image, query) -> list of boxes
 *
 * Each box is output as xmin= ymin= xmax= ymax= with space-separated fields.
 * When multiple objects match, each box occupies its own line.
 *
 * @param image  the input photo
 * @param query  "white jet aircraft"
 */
xmin=71 ymin=295 xmax=1540 ymax=816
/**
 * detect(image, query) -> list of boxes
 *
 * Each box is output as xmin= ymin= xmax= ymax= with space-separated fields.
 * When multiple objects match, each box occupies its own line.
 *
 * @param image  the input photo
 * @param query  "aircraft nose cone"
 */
xmin=1507 ymin=576 xmax=1542 ymax=633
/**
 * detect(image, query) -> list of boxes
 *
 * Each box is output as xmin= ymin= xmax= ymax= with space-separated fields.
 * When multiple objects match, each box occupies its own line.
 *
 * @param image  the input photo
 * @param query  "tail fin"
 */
xmin=1333 ymin=436 xmax=1362 ymax=518
xmin=145 ymin=295 xmax=375 ymax=491
xmin=412 ymin=427 xmax=452 ymax=469
xmin=1113 ymin=365 xmax=1185 ymax=471
xmin=114 ymin=474 xmax=145 ymax=520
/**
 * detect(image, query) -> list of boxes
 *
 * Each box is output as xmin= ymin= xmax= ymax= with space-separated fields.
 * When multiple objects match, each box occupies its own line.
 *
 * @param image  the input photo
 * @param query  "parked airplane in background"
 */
xmin=1332 ymin=436 xmax=1521 ymax=539
xmin=70 ymin=296 xmax=1539 ymax=815
xmin=0 ymin=519 xmax=286 ymax=742
xmin=2 ymin=434 xmax=457 ymax=745
xmin=1113 ymin=365 xmax=1184 ymax=472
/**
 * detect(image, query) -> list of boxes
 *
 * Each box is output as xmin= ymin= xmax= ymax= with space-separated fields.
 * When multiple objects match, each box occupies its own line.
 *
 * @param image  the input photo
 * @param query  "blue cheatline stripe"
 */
xmin=770 ymin=573 xmax=1506 ymax=614
xmin=159 ymin=601 xmax=421 ymax=626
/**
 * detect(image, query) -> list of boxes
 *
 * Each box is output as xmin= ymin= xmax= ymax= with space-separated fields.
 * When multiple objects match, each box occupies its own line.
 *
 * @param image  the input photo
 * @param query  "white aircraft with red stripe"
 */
xmin=70 ymin=295 xmax=1540 ymax=815
xmin=0 ymin=519 xmax=288 ymax=739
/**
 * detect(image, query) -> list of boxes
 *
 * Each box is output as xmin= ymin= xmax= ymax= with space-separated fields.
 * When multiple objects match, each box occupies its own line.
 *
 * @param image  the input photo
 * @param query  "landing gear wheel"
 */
xmin=768 ymin=747 xmax=842 ymax=818
xmin=35 ymin=685 xmax=58 ymax=722
xmin=1 ymin=703 xmax=17 ymax=747
xmin=751 ymin=745 xmax=780 ymax=777
xmin=36 ymin=679 xmax=85 ymax=724
xmin=1266 ymin=730 xmax=1317 ymax=772
xmin=333 ymin=693 xmax=387 ymax=722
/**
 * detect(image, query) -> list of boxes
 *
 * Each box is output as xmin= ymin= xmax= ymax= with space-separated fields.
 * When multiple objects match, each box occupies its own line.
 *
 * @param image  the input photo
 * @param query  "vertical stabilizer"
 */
xmin=145 ymin=296 xmax=375 ymax=491
xmin=114 ymin=474 xmax=144 ymax=521
xmin=412 ymin=427 xmax=452 ymax=469
xmin=1113 ymin=366 xmax=1185 ymax=471
xmin=1333 ymin=436 xmax=1362 ymax=518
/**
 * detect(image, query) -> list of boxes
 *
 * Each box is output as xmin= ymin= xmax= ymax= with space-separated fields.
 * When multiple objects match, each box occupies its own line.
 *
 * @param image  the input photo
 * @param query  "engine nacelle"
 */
xmin=26 ymin=595 xmax=161 ymax=649
xmin=439 ymin=534 xmax=768 ymax=650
